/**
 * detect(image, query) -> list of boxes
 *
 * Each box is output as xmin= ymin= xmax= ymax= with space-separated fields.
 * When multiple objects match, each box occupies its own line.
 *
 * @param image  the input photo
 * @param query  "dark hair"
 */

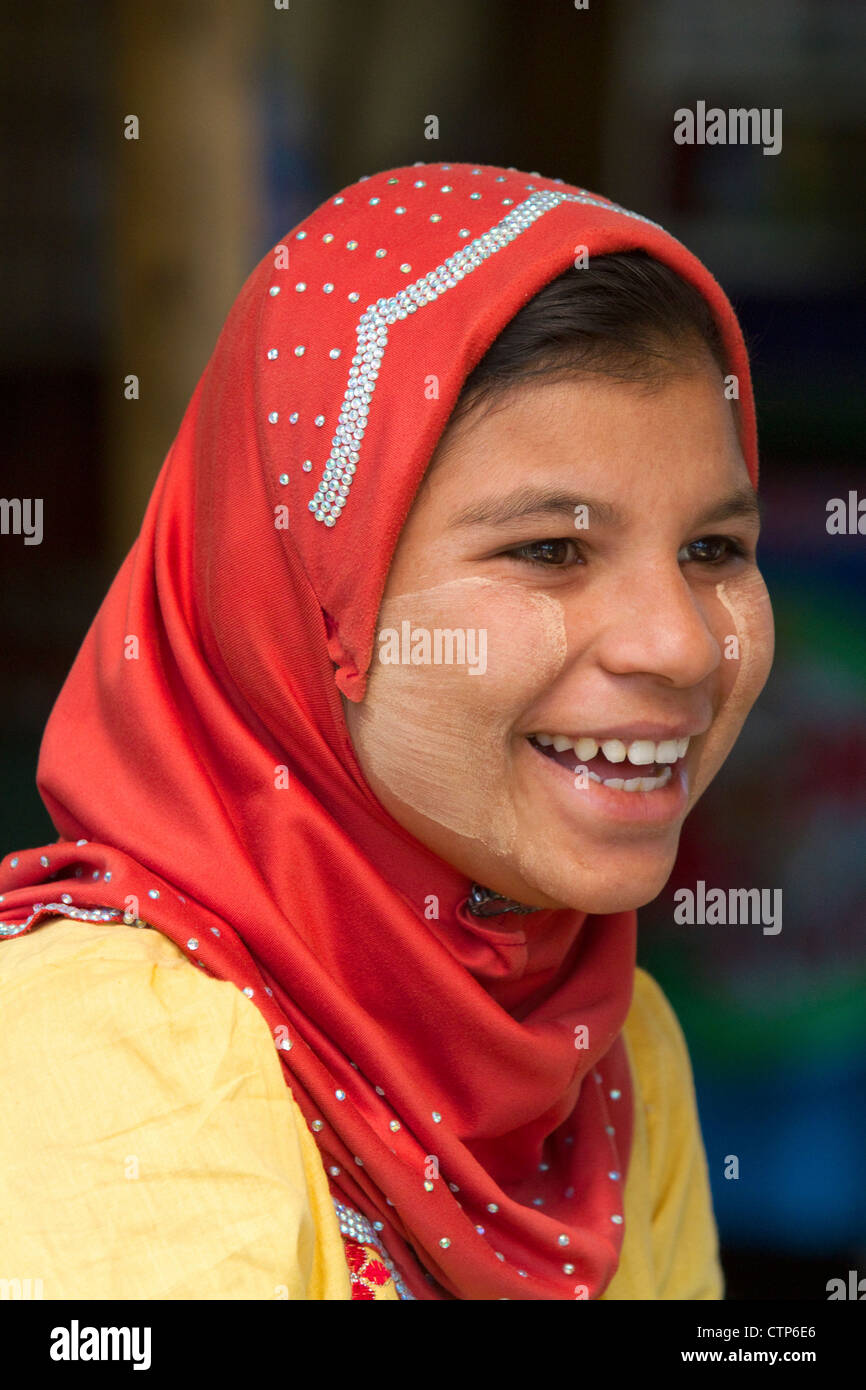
xmin=449 ymin=250 xmax=728 ymax=430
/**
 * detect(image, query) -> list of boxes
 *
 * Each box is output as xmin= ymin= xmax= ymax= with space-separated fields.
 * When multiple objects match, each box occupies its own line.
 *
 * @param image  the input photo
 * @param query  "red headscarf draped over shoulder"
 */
xmin=0 ymin=163 xmax=758 ymax=1300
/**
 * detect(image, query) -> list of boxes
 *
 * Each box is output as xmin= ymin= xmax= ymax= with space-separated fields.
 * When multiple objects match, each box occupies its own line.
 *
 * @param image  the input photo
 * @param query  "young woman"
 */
xmin=0 ymin=162 xmax=773 ymax=1300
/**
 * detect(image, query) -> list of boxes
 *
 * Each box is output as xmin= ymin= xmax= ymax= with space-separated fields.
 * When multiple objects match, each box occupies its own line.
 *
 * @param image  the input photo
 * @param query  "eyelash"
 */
xmin=503 ymin=535 xmax=750 ymax=569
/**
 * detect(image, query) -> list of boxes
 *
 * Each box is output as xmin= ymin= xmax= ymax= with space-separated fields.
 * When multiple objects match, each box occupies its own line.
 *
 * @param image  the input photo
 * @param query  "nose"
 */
xmin=582 ymin=559 xmax=722 ymax=688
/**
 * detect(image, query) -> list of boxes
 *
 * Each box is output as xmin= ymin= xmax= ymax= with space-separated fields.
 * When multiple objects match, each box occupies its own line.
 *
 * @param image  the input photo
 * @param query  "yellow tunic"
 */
xmin=0 ymin=916 xmax=723 ymax=1300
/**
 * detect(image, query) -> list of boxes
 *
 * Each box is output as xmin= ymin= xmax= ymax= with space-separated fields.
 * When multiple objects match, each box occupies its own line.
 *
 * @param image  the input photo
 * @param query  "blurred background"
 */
xmin=2 ymin=0 xmax=864 ymax=1299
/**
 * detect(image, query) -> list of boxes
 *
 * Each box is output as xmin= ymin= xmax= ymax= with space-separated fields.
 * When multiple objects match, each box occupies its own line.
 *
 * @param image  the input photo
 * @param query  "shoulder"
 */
xmin=0 ymin=916 xmax=351 ymax=1300
xmin=626 ymin=965 xmax=692 ymax=1057
xmin=1 ymin=913 xmax=268 ymax=1054
xmin=623 ymin=965 xmax=697 ymax=1113
xmin=621 ymin=966 xmax=724 ymax=1299
xmin=621 ymin=965 xmax=706 ymax=1177
xmin=0 ymin=915 xmax=282 ymax=1111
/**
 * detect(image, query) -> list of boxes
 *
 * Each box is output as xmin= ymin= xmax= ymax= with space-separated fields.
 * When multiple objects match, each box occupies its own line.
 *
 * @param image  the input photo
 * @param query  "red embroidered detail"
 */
xmin=362 ymin=1257 xmax=391 ymax=1285
xmin=344 ymin=1237 xmax=395 ymax=1299
xmin=345 ymin=1241 xmax=370 ymax=1276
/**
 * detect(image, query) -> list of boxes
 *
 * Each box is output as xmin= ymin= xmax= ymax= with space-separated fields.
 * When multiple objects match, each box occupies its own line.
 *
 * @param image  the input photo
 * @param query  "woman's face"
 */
xmin=342 ymin=363 xmax=774 ymax=914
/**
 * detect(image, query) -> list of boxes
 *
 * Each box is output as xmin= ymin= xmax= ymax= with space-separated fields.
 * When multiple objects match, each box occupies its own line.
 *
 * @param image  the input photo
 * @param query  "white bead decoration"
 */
xmin=332 ymin=1198 xmax=415 ymax=1299
xmin=0 ymin=902 xmax=130 ymax=936
xmin=306 ymin=188 xmax=660 ymax=527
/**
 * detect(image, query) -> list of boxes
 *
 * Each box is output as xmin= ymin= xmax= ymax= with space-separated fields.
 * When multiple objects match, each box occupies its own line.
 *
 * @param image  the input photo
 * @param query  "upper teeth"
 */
xmin=533 ymin=734 xmax=690 ymax=764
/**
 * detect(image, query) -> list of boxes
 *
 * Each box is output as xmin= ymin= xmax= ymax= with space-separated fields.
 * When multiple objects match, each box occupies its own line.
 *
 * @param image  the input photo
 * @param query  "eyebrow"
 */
xmin=447 ymin=484 xmax=763 ymax=531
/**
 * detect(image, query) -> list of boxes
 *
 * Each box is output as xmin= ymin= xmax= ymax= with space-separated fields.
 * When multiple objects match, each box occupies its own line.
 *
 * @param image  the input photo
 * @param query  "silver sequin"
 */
xmin=0 ymin=902 xmax=128 ymax=937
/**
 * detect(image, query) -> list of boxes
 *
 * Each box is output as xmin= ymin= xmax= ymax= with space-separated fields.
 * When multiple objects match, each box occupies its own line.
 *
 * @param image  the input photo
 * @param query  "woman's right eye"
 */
xmin=502 ymin=538 xmax=586 ymax=568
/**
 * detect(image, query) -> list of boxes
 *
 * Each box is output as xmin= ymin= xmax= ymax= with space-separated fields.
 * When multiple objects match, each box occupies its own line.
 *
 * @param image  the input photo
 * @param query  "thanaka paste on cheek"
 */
xmin=689 ymin=572 xmax=774 ymax=806
xmin=353 ymin=576 xmax=567 ymax=857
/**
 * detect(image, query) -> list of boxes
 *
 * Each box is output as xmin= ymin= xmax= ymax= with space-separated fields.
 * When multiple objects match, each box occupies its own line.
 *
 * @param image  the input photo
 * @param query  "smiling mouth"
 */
xmin=526 ymin=732 xmax=690 ymax=792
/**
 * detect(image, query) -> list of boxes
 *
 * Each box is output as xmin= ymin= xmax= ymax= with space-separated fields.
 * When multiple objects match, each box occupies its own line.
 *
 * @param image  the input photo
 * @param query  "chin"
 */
xmin=558 ymin=877 xmax=668 ymax=915
xmin=510 ymin=842 xmax=680 ymax=916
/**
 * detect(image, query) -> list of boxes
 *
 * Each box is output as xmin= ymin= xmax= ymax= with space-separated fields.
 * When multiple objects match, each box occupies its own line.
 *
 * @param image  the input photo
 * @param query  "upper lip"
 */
xmin=528 ymin=722 xmax=709 ymax=742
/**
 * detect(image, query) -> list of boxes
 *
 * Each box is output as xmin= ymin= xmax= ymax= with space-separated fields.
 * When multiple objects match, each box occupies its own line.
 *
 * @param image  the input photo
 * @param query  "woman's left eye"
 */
xmin=503 ymin=538 xmax=583 ymax=568
xmin=679 ymin=535 xmax=747 ymax=565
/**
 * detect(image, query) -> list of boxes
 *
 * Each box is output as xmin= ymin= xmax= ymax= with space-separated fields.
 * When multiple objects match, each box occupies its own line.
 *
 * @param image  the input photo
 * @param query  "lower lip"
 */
xmin=524 ymin=739 xmax=690 ymax=827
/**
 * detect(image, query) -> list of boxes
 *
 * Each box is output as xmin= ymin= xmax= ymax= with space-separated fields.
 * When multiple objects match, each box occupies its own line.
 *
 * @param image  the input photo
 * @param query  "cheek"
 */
xmin=352 ymin=577 xmax=567 ymax=855
xmin=692 ymin=570 xmax=774 ymax=797
xmin=714 ymin=571 xmax=775 ymax=708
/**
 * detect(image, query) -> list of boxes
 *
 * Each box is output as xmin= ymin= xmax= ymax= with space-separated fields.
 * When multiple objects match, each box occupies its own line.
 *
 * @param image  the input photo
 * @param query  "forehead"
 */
xmin=422 ymin=369 xmax=745 ymax=506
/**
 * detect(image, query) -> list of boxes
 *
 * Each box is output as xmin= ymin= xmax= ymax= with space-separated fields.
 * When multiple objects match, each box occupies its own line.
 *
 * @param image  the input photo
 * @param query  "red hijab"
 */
xmin=0 ymin=162 xmax=758 ymax=1300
